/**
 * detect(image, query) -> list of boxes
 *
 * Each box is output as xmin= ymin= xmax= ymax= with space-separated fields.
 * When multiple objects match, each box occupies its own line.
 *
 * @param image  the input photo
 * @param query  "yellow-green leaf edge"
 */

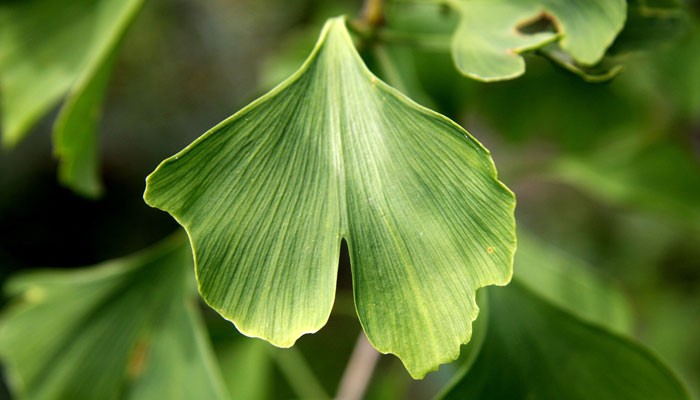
xmin=144 ymin=16 xmax=516 ymax=378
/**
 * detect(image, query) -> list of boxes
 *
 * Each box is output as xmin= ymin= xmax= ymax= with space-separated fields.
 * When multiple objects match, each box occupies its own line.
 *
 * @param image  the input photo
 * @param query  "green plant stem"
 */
xmin=348 ymin=20 xmax=451 ymax=51
xmin=373 ymin=44 xmax=409 ymax=93
xmin=336 ymin=333 xmax=381 ymax=400
xmin=361 ymin=0 xmax=385 ymax=27
xmin=272 ymin=347 xmax=330 ymax=400
xmin=378 ymin=30 xmax=451 ymax=51
xmin=393 ymin=0 xmax=449 ymax=4
xmin=351 ymin=0 xmax=452 ymax=51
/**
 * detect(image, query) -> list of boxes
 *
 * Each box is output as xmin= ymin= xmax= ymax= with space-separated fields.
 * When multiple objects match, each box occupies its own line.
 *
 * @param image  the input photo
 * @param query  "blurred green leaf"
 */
xmin=52 ymin=48 xmax=118 ymax=198
xmin=216 ymin=339 xmax=272 ymax=400
xmin=443 ymin=58 xmax=646 ymax=151
xmin=128 ymin=300 xmax=229 ymax=400
xmin=539 ymin=43 xmax=624 ymax=83
xmin=653 ymin=23 xmax=700 ymax=119
xmin=515 ymin=230 xmax=632 ymax=333
xmin=446 ymin=0 xmax=626 ymax=81
xmin=610 ymin=0 xmax=691 ymax=55
xmin=0 ymin=0 xmax=143 ymax=195
xmin=639 ymin=292 xmax=700 ymax=398
xmin=551 ymin=137 xmax=700 ymax=233
xmin=439 ymin=282 xmax=690 ymax=400
xmin=144 ymin=17 xmax=516 ymax=378
xmin=0 ymin=236 xmax=229 ymax=400
xmin=371 ymin=44 xmax=436 ymax=109
xmin=384 ymin=0 xmax=458 ymax=36
xmin=536 ymin=0 xmax=693 ymax=85
xmin=273 ymin=348 xmax=332 ymax=399
xmin=259 ymin=27 xmax=320 ymax=93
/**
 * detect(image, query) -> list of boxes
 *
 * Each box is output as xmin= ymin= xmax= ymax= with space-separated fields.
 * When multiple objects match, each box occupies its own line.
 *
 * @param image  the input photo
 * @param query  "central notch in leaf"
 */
xmin=144 ymin=16 xmax=516 ymax=378
xmin=516 ymin=12 xmax=557 ymax=35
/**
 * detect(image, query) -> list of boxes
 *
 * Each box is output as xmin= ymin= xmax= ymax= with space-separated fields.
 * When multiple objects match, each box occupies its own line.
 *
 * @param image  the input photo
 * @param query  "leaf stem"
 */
xmin=336 ymin=333 xmax=381 ymax=400
xmin=361 ymin=0 xmax=385 ymax=28
xmin=348 ymin=21 xmax=451 ymax=51
xmin=272 ymin=347 xmax=330 ymax=400
xmin=351 ymin=0 xmax=453 ymax=51
xmin=373 ymin=44 xmax=409 ymax=92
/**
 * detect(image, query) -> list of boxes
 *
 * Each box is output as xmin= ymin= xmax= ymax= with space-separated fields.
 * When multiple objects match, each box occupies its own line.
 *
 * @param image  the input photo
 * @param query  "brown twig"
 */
xmin=335 ymin=333 xmax=381 ymax=400
xmin=361 ymin=0 xmax=386 ymax=28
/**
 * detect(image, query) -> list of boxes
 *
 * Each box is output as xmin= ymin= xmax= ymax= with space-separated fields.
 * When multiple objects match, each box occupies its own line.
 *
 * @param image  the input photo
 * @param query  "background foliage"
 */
xmin=0 ymin=0 xmax=699 ymax=398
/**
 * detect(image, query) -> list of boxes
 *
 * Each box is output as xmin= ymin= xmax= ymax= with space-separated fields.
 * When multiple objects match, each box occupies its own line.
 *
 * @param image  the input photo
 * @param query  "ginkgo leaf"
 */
xmin=439 ymin=282 xmax=691 ymax=400
xmin=446 ymin=0 xmax=626 ymax=81
xmin=144 ymin=16 xmax=516 ymax=378
xmin=0 ymin=0 xmax=142 ymax=196
xmin=0 ymin=236 xmax=229 ymax=400
xmin=538 ymin=44 xmax=624 ymax=83
xmin=52 ymin=48 xmax=119 ymax=198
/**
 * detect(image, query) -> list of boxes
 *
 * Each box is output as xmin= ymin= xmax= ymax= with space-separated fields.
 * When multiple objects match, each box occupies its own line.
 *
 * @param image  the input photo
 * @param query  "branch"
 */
xmin=336 ymin=333 xmax=381 ymax=400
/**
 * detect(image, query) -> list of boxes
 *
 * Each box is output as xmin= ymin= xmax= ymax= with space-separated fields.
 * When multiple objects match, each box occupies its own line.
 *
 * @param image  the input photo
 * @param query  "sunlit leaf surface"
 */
xmin=0 ymin=237 xmax=228 ymax=400
xmin=447 ymin=0 xmax=626 ymax=81
xmin=144 ymin=17 xmax=516 ymax=378
xmin=440 ymin=282 xmax=690 ymax=400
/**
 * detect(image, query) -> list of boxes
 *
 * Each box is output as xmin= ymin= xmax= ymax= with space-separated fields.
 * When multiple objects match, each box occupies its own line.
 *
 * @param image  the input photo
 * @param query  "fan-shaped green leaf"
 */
xmin=446 ymin=0 xmax=626 ymax=81
xmin=0 ymin=237 xmax=228 ymax=400
xmin=144 ymin=17 xmax=516 ymax=378
xmin=439 ymin=282 xmax=690 ymax=400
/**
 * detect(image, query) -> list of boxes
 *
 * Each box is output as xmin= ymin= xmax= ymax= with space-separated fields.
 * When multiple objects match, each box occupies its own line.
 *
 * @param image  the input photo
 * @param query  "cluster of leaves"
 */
xmin=1 ymin=0 xmax=699 ymax=398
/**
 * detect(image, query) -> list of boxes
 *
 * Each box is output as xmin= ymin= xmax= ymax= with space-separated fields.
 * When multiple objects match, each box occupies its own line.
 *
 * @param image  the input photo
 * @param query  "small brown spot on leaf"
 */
xmin=487 ymin=246 xmax=494 ymax=254
xmin=127 ymin=339 xmax=150 ymax=378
